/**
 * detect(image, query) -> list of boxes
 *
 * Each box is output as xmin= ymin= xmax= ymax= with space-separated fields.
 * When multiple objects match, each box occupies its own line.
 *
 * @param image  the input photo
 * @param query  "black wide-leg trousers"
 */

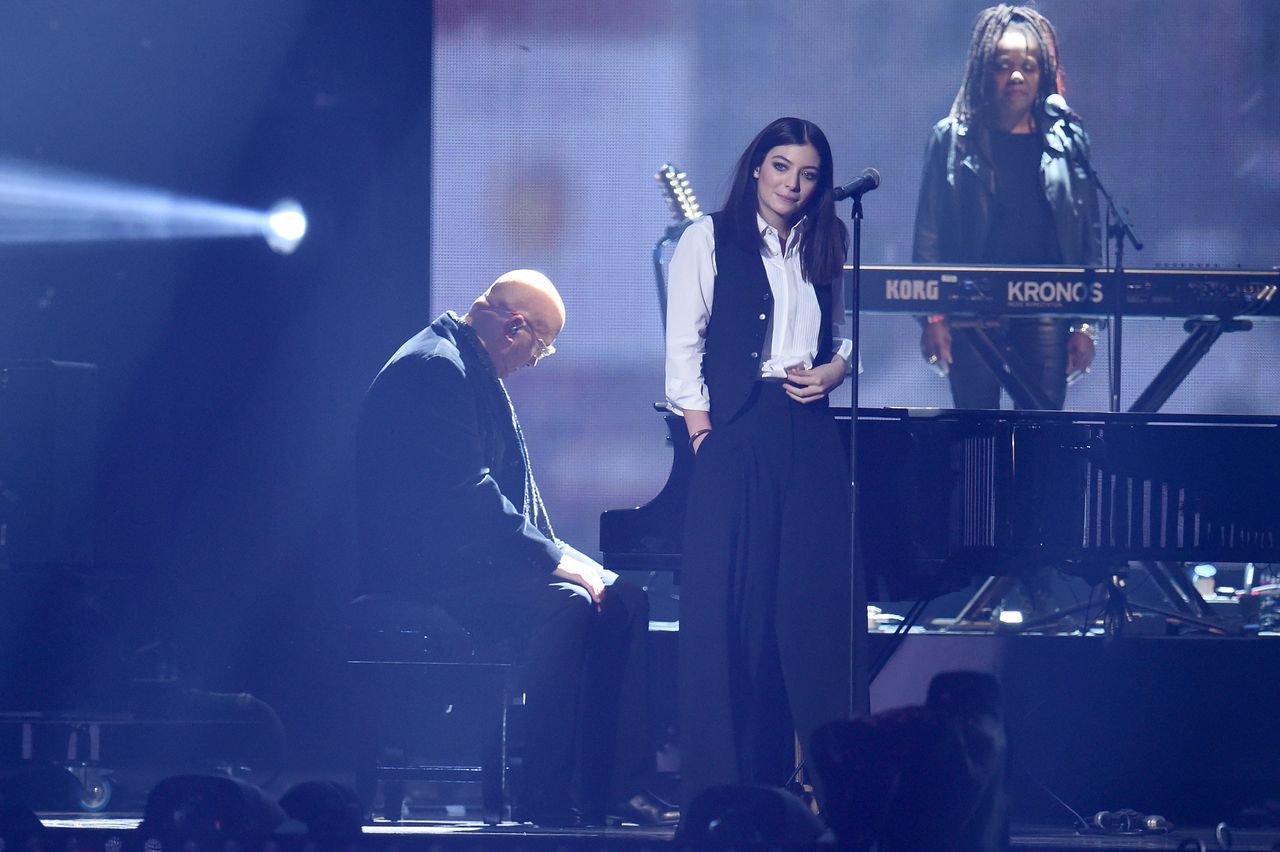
xmin=679 ymin=381 xmax=863 ymax=807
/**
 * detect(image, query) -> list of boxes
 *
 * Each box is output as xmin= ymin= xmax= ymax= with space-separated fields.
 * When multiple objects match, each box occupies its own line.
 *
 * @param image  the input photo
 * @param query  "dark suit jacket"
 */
xmin=356 ymin=312 xmax=562 ymax=600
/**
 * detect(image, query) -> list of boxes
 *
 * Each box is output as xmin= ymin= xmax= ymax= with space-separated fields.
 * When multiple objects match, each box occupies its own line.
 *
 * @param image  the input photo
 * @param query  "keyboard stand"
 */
xmin=951 ymin=321 xmax=1055 ymax=410
xmin=1130 ymin=317 xmax=1256 ymax=412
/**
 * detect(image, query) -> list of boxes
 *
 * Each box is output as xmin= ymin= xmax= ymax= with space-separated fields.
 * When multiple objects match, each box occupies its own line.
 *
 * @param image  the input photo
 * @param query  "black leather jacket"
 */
xmin=912 ymin=116 xmax=1102 ymax=266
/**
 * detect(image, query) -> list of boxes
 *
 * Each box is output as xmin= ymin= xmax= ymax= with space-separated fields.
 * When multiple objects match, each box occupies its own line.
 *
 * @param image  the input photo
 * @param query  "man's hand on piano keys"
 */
xmin=784 ymin=358 xmax=846 ymax=404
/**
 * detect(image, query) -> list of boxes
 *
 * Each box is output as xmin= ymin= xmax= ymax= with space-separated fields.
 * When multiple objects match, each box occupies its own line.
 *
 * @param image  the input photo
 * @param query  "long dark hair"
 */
xmin=722 ymin=117 xmax=848 ymax=286
xmin=949 ymin=4 xmax=1065 ymax=128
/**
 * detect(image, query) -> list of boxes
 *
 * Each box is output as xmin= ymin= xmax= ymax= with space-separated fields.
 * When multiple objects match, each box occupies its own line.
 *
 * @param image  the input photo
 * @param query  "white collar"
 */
xmin=756 ymin=212 xmax=807 ymax=257
xmin=756 ymin=212 xmax=808 ymax=238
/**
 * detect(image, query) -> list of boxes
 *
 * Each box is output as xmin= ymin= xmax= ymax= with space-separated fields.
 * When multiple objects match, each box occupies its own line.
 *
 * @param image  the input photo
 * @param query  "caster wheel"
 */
xmin=78 ymin=775 xmax=112 ymax=812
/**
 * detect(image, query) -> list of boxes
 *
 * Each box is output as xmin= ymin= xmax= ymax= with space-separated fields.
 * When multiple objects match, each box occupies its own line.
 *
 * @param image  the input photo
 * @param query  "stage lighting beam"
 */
xmin=0 ymin=158 xmax=307 ymax=254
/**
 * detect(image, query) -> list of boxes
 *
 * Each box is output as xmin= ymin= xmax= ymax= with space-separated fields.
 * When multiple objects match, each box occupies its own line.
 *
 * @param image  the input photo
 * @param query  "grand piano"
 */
xmin=601 ymin=407 xmax=1280 ymax=602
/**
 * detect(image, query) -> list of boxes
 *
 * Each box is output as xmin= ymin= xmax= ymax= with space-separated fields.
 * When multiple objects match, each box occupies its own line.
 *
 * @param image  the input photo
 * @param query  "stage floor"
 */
xmin=34 ymin=815 xmax=1280 ymax=851
xmin=15 ymin=633 xmax=1280 ymax=850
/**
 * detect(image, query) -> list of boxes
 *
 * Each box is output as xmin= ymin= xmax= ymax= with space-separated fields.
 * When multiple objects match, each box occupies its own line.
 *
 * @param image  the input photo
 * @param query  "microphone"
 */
xmin=1044 ymin=93 xmax=1080 ymax=122
xmin=832 ymin=168 xmax=880 ymax=201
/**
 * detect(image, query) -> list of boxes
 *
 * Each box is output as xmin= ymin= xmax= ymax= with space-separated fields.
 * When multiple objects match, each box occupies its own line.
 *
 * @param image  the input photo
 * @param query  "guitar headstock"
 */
xmin=655 ymin=163 xmax=702 ymax=224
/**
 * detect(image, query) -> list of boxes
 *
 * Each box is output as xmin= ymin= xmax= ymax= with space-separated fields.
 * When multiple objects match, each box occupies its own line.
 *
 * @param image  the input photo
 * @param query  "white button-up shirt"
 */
xmin=665 ymin=214 xmax=852 ymax=413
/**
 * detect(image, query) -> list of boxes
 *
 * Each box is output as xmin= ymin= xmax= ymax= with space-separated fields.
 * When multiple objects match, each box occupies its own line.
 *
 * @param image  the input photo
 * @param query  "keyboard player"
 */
xmin=913 ymin=4 xmax=1102 ymax=410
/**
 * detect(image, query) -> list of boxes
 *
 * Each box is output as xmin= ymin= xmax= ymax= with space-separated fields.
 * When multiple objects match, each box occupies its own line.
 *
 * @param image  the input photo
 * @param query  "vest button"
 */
xmin=763 ymin=293 xmax=770 ymax=300
xmin=758 ymin=313 xmax=767 ymax=320
xmin=750 ymin=352 xmax=759 ymax=359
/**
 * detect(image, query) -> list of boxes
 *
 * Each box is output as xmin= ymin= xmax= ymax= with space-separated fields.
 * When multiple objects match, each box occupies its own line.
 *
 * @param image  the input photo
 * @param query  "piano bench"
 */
xmin=346 ymin=594 xmax=517 ymax=825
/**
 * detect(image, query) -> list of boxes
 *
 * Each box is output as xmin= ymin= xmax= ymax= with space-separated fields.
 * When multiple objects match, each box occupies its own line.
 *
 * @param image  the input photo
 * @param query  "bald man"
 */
xmin=356 ymin=271 xmax=674 ymax=827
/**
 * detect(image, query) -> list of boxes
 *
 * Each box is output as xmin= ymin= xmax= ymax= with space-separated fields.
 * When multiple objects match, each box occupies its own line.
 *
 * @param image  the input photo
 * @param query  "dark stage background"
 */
xmin=0 ymin=0 xmax=1277 ymax=786
xmin=0 ymin=0 xmax=432 ymax=776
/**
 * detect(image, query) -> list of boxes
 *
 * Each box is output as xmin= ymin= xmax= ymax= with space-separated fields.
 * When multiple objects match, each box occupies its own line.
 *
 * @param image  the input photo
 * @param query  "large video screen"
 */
xmin=432 ymin=0 xmax=1280 ymax=555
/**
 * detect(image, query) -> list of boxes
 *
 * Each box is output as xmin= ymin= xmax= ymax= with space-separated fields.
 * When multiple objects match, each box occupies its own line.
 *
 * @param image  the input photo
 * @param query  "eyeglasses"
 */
xmin=524 ymin=323 xmax=556 ymax=364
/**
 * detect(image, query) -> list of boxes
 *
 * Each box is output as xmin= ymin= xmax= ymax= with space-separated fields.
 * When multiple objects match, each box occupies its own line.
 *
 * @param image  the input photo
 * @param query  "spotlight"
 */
xmin=263 ymin=198 xmax=307 ymax=255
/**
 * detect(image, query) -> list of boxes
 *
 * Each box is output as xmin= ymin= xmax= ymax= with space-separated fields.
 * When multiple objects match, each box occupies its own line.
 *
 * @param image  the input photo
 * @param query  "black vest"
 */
xmin=702 ymin=211 xmax=835 ymax=427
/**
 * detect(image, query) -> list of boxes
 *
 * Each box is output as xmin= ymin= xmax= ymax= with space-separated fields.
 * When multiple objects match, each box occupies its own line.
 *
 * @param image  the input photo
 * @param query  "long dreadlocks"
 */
xmin=949 ymin=4 xmax=1065 ymax=127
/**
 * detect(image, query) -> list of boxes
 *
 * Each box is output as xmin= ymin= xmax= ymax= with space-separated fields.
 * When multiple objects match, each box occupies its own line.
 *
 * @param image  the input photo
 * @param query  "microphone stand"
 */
xmin=1055 ymin=118 xmax=1142 ymax=412
xmin=1051 ymin=118 xmax=1147 ymax=636
xmin=845 ymin=194 xmax=869 ymax=718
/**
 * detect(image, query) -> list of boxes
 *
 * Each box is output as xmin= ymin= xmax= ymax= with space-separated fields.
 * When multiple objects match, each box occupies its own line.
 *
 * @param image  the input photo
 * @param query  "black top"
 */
xmin=982 ymin=130 xmax=1062 ymax=265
